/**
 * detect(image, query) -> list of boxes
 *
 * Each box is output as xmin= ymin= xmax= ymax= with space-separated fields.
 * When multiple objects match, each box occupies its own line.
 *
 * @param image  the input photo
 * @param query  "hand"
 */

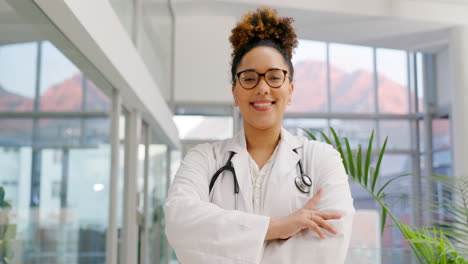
xmin=265 ymin=188 xmax=341 ymax=241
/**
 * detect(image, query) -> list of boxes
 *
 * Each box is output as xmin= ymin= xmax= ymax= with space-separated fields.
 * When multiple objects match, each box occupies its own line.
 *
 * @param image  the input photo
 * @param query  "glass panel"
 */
xmin=173 ymin=115 xmax=233 ymax=140
xmin=329 ymin=43 xmax=375 ymax=113
xmin=84 ymin=78 xmax=111 ymax=112
xmin=37 ymin=118 xmax=82 ymax=148
xmin=0 ymin=117 xmax=111 ymax=263
xmin=432 ymin=118 xmax=450 ymax=150
xmin=289 ymin=40 xmax=327 ymax=112
xmin=68 ymin=146 xmax=110 ymax=263
xmin=140 ymin=4 xmax=172 ymax=100
xmin=329 ymin=119 xmax=376 ymax=149
xmin=108 ymin=0 xmax=134 ymax=38
xmin=0 ymin=145 xmax=32 ymax=262
xmin=417 ymin=119 xmax=425 ymax=154
xmin=39 ymin=42 xmax=82 ymax=112
xmin=379 ymin=120 xmax=411 ymax=150
xmin=379 ymin=154 xmax=413 ymax=264
xmin=84 ymin=118 xmax=111 ymax=146
xmin=433 ymin=150 xmax=452 ymax=176
xmin=0 ymin=43 xmax=37 ymax=112
xmin=350 ymin=154 xmax=413 ymax=264
xmin=376 ymin=49 xmax=409 ymax=114
xmin=0 ymin=119 xmax=33 ymax=146
xmin=416 ymin=53 xmax=424 ymax=113
xmin=146 ymin=143 xmax=168 ymax=264
xmin=282 ymin=118 xmax=328 ymax=140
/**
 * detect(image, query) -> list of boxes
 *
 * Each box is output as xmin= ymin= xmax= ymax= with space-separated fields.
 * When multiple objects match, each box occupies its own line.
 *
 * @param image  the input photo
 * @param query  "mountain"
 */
xmin=0 ymin=84 xmax=34 ymax=111
xmin=0 ymin=73 xmax=109 ymax=112
xmin=289 ymin=60 xmax=412 ymax=114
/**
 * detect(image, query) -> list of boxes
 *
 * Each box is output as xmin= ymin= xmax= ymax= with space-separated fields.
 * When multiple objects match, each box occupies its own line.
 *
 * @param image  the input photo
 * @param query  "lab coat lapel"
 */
xmin=225 ymin=130 xmax=253 ymax=213
xmin=263 ymin=128 xmax=302 ymax=216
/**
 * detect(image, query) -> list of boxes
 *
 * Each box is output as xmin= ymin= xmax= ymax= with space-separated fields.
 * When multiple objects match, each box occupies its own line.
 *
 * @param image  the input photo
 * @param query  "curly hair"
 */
xmin=229 ymin=7 xmax=298 ymax=84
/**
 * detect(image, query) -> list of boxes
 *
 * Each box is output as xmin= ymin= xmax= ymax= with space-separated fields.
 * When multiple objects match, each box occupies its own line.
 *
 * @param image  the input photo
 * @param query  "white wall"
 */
xmin=174 ymin=15 xmax=236 ymax=104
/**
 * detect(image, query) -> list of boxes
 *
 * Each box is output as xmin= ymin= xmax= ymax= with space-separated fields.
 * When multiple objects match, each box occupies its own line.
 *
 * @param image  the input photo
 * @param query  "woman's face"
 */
xmin=232 ymin=46 xmax=294 ymax=131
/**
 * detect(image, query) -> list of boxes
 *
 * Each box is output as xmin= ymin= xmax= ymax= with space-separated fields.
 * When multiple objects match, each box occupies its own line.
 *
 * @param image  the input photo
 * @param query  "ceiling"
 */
xmin=0 ymin=0 xmax=455 ymax=51
xmin=158 ymin=0 xmax=454 ymax=53
xmin=0 ymin=0 xmax=46 ymax=45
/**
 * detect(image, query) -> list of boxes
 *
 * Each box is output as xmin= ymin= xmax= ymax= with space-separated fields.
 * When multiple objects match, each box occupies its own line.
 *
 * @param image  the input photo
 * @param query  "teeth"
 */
xmin=253 ymin=103 xmax=271 ymax=107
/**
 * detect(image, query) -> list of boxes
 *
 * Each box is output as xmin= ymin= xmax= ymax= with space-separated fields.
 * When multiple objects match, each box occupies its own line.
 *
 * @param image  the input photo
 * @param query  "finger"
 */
xmin=311 ymin=215 xmax=337 ymax=235
xmin=306 ymin=220 xmax=325 ymax=239
xmin=315 ymin=211 xmax=342 ymax=220
xmin=303 ymin=188 xmax=323 ymax=210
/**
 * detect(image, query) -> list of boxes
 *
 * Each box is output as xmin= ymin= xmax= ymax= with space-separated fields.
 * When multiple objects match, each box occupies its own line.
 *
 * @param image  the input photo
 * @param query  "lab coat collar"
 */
xmin=224 ymin=127 xmax=303 ymax=214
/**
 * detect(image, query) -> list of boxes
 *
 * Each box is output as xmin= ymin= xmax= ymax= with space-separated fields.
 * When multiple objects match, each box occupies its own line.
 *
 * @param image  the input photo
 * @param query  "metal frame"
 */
xmin=422 ymin=54 xmax=436 ymax=227
xmin=140 ymin=121 xmax=150 ymax=264
xmin=0 ymin=111 xmax=109 ymax=118
xmin=106 ymin=89 xmax=121 ymax=264
xmin=122 ymin=109 xmax=141 ymax=264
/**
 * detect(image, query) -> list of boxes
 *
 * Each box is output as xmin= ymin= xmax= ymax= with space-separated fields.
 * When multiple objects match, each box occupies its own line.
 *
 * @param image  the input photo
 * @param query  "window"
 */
xmin=286 ymin=39 xmax=435 ymax=264
xmin=0 ymin=43 xmax=38 ymax=111
xmin=289 ymin=40 xmax=327 ymax=112
xmin=0 ymin=41 xmax=111 ymax=264
xmin=329 ymin=43 xmax=375 ymax=113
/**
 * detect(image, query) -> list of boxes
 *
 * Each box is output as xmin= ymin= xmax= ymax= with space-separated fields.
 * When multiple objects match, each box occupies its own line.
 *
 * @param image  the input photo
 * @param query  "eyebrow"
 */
xmin=240 ymin=67 xmax=282 ymax=72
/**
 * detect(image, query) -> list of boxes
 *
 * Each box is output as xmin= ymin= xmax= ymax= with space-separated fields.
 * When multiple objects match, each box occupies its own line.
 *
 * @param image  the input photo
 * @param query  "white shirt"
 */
xmin=248 ymin=145 xmax=280 ymax=214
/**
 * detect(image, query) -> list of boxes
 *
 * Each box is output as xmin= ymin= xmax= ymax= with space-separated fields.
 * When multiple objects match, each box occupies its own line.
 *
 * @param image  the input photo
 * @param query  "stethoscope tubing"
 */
xmin=209 ymin=149 xmax=312 ymax=210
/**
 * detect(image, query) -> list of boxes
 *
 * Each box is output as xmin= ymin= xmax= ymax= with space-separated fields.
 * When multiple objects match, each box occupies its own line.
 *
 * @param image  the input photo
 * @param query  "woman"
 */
xmin=165 ymin=7 xmax=355 ymax=264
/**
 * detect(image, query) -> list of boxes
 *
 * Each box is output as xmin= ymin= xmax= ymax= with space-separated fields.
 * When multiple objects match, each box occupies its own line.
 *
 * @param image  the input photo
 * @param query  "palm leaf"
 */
xmin=330 ymin=127 xmax=349 ymax=174
xmin=376 ymin=174 xmax=412 ymax=198
xmin=364 ymin=130 xmax=374 ymax=186
xmin=344 ymin=138 xmax=356 ymax=183
xmin=372 ymin=136 xmax=388 ymax=192
xmin=380 ymin=206 xmax=387 ymax=235
xmin=356 ymin=145 xmax=363 ymax=184
xmin=319 ymin=131 xmax=332 ymax=145
xmin=301 ymin=128 xmax=317 ymax=141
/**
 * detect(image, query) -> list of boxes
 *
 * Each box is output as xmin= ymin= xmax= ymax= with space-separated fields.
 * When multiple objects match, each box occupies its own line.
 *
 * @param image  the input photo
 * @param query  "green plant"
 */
xmin=428 ymin=174 xmax=468 ymax=257
xmin=0 ymin=187 xmax=15 ymax=264
xmin=303 ymin=128 xmax=467 ymax=264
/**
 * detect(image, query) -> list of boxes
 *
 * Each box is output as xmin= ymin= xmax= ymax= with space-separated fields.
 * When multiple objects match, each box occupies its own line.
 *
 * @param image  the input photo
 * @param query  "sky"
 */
xmin=0 ymin=41 xmax=79 ymax=98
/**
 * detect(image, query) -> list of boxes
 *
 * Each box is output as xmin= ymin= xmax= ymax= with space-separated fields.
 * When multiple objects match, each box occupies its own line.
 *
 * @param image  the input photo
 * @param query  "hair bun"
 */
xmin=229 ymin=7 xmax=298 ymax=58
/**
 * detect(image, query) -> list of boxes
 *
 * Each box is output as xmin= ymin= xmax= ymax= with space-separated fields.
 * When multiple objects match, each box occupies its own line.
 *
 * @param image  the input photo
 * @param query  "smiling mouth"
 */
xmin=250 ymin=101 xmax=276 ymax=111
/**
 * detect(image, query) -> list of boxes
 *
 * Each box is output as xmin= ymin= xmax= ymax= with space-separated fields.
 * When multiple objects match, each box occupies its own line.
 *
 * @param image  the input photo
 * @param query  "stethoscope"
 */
xmin=208 ymin=149 xmax=312 ymax=210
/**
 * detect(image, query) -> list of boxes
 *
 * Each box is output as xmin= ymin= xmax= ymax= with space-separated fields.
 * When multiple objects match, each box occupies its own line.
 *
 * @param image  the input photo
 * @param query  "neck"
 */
xmin=244 ymin=123 xmax=281 ymax=151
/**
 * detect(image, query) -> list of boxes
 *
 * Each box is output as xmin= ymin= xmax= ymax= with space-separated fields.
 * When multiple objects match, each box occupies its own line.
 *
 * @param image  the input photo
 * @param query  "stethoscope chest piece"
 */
xmin=295 ymin=174 xmax=312 ymax=193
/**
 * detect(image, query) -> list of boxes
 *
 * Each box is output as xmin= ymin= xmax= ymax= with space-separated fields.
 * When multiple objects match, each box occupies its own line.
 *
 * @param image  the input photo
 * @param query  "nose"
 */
xmin=255 ymin=76 xmax=270 ymax=94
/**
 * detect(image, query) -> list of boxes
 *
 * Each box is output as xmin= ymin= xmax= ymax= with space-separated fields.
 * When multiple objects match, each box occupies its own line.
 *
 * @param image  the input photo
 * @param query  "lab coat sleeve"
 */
xmin=164 ymin=144 xmax=270 ymax=264
xmin=303 ymin=142 xmax=355 ymax=263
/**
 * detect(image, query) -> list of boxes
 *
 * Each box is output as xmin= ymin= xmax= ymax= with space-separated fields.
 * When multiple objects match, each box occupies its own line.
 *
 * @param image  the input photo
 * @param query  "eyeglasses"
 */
xmin=235 ymin=69 xmax=289 ymax=89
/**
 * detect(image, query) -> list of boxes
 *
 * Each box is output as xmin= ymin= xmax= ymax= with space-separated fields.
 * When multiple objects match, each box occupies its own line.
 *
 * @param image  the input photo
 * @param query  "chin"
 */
xmin=246 ymin=118 xmax=279 ymax=131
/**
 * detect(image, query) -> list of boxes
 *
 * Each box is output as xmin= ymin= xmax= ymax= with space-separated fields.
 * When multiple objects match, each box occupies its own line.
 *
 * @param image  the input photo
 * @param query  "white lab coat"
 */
xmin=164 ymin=128 xmax=355 ymax=264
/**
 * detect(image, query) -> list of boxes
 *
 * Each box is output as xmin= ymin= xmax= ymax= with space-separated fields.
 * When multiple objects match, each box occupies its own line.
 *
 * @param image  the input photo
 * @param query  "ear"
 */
xmin=289 ymin=82 xmax=295 ymax=96
xmin=232 ymin=85 xmax=238 ymax=106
